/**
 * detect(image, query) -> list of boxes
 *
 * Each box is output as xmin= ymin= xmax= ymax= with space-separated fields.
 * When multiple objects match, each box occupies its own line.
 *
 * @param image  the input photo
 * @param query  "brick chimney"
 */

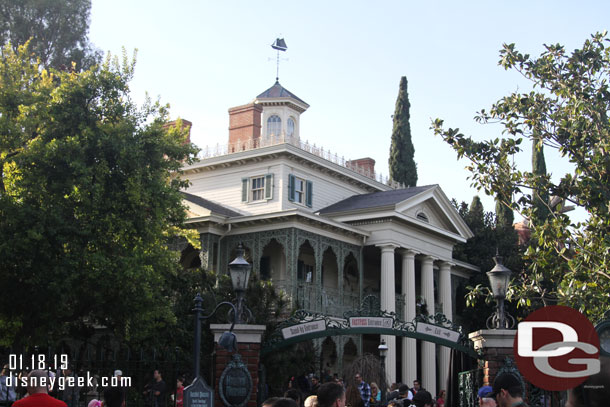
xmin=347 ymin=157 xmax=376 ymax=178
xmin=228 ymin=103 xmax=263 ymax=150
xmin=163 ymin=119 xmax=192 ymax=144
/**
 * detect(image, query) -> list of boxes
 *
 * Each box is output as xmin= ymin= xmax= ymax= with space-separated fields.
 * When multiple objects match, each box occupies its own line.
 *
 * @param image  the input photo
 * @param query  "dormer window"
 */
xmin=416 ymin=212 xmax=429 ymax=222
xmin=287 ymin=117 xmax=295 ymax=137
xmin=267 ymin=115 xmax=281 ymax=136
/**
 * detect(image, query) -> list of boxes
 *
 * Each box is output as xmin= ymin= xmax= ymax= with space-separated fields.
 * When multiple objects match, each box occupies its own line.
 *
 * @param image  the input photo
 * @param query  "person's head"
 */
xmin=488 ymin=373 xmax=523 ymax=407
xmin=153 ymin=369 xmax=162 ymax=381
xmin=1 ymin=364 xmax=9 ymax=376
xmin=26 ymin=370 xmax=49 ymax=395
xmin=390 ymin=383 xmax=399 ymax=392
xmin=304 ymin=395 xmax=318 ymax=407
xmin=312 ymin=376 xmax=319 ymax=386
xmin=104 ymin=387 xmax=125 ymax=407
xmin=413 ymin=379 xmax=421 ymax=391
xmin=477 ymin=386 xmax=496 ymax=407
xmin=317 ymin=382 xmax=346 ymax=407
xmin=88 ymin=399 xmax=102 ymax=407
xmin=273 ymin=398 xmax=298 ymax=407
xmin=262 ymin=397 xmax=281 ymax=407
xmin=370 ymin=382 xmax=379 ymax=395
xmin=177 ymin=376 xmax=184 ymax=387
xmin=438 ymin=390 xmax=446 ymax=399
xmin=284 ymin=389 xmax=302 ymax=405
xmin=354 ymin=373 xmax=363 ymax=385
xmin=398 ymin=384 xmax=411 ymax=398
xmin=114 ymin=370 xmax=123 ymax=379
xmin=411 ymin=390 xmax=432 ymax=407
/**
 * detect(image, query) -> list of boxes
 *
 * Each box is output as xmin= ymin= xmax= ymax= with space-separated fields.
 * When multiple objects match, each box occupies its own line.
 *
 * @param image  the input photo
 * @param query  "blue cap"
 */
xmin=478 ymin=386 xmax=493 ymax=398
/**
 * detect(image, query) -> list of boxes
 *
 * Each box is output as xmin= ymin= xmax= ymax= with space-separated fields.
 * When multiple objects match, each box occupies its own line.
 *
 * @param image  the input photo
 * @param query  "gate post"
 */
xmin=211 ymin=324 xmax=267 ymax=407
xmin=468 ymin=329 xmax=516 ymax=386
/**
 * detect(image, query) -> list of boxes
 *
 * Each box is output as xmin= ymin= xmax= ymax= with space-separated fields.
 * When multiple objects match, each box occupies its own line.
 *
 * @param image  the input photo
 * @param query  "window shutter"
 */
xmin=265 ymin=174 xmax=273 ymax=200
xmin=306 ymin=180 xmax=313 ymax=208
xmin=288 ymin=174 xmax=295 ymax=202
xmin=241 ymin=178 xmax=249 ymax=202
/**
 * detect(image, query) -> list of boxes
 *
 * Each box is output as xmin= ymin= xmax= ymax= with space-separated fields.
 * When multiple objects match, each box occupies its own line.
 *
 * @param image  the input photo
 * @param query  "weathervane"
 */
xmin=271 ymin=37 xmax=288 ymax=82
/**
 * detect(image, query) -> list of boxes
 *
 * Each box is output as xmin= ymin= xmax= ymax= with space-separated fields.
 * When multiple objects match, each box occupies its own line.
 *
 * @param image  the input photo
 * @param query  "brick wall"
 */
xmin=480 ymin=347 xmax=515 ymax=386
xmin=214 ymin=343 xmax=260 ymax=407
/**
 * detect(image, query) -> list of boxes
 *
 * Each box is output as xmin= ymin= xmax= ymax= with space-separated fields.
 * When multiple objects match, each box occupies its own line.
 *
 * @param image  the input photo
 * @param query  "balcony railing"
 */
xmin=274 ymin=280 xmax=361 ymax=318
xmin=197 ymin=133 xmax=405 ymax=189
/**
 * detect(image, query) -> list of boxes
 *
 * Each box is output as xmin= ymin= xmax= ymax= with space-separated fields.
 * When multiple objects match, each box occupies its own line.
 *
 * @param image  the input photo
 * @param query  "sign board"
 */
xmin=281 ymin=320 xmax=326 ymax=339
xmin=349 ymin=317 xmax=393 ymax=329
xmin=416 ymin=322 xmax=460 ymax=343
xmin=184 ymin=376 xmax=214 ymax=407
xmin=219 ymin=354 xmax=253 ymax=407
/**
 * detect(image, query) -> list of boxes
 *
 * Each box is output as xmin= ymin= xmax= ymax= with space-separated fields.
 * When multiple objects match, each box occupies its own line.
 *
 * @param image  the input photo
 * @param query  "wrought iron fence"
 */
xmin=457 ymin=367 xmax=484 ymax=407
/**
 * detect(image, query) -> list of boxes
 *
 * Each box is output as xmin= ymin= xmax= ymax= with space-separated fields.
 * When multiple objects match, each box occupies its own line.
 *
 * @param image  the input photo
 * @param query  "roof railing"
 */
xmin=197 ymin=133 xmax=405 ymax=189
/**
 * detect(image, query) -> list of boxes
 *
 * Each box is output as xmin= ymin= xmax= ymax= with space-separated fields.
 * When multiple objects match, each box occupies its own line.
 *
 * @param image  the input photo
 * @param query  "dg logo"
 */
xmin=514 ymin=305 xmax=600 ymax=391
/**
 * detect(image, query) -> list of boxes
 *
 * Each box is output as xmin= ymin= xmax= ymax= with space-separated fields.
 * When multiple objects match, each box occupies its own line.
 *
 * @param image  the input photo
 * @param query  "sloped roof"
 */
xmin=181 ymin=192 xmax=241 ymax=217
xmin=318 ymin=185 xmax=436 ymax=214
xmin=256 ymin=81 xmax=309 ymax=106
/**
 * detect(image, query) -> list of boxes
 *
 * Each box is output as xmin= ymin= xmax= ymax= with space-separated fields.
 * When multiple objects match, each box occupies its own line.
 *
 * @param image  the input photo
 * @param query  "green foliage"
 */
xmin=433 ymin=32 xmax=610 ymax=321
xmin=0 ymin=0 xmax=101 ymax=70
xmin=0 ymin=43 xmax=198 ymax=347
xmin=389 ymin=76 xmax=417 ymax=187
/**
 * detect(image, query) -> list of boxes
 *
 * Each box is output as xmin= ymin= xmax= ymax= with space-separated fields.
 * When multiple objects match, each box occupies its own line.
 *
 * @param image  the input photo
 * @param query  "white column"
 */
xmin=421 ymin=255 xmax=436 ymax=397
xmin=438 ymin=261 xmax=453 ymax=394
xmin=401 ymin=249 xmax=417 ymax=385
xmin=378 ymin=244 xmax=397 ymax=384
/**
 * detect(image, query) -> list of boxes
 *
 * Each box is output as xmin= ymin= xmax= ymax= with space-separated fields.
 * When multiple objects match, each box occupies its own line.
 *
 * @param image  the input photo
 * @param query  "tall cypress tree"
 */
xmin=532 ymin=138 xmax=550 ymax=222
xmin=389 ymin=76 xmax=417 ymax=187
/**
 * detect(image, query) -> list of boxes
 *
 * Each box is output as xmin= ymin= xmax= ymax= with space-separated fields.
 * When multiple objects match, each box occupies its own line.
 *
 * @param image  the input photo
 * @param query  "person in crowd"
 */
xmin=88 ymin=399 xmax=102 ymax=407
xmin=104 ymin=387 xmax=125 ymax=407
xmin=397 ymin=385 xmax=413 ymax=404
xmin=284 ymin=389 xmax=302 ymax=407
xmin=411 ymin=380 xmax=423 ymax=395
xmin=304 ymin=395 xmax=318 ymax=407
xmin=345 ymin=386 xmax=363 ymax=407
xmin=487 ymin=373 xmax=527 ymax=407
xmin=368 ymin=383 xmax=381 ymax=405
xmin=60 ymin=367 xmax=80 ymax=407
xmin=262 ymin=397 xmax=280 ymax=407
xmin=273 ymin=398 xmax=298 ymax=407
xmin=143 ymin=369 xmax=167 ymax=407
xmin=409 ymin=390 xmax=432 ymax=407
xmin=317 ymin=383 xmax=345 ymax=407
xmin=0 ymin=364 xmax=17 ymax=407
xmin=175 ymin=376 xmax=184 ymax=407
xmin=435 ymin=390 xmax=446 ymax=407
xmin=353 ymin=374 xmax=370 ymax=407
xmin=386 ymin=383 xmax=400 ymax=401
xmin=477 ymin=386 xmax=496 ymax=407
xmin=12 ymin=370 xmax=66 ymax=407
xmin=310 ymin=376 xmax=320 ymax=396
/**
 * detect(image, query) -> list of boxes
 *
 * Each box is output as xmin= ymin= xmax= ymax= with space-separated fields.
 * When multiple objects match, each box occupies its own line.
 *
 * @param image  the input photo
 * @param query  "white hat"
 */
xmin=114 ymin=370 xmax=123 ymax=377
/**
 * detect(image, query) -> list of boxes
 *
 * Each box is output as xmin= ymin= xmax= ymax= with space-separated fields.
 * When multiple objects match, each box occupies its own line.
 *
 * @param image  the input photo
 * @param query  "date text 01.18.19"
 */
xmin=9 ymin=354 xmax=69 ymax=371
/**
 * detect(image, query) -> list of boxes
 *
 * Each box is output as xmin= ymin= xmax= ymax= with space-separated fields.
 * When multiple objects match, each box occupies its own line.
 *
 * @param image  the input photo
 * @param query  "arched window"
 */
xmin=287 ymin=117 xmax=295 ymax=137
xmin=267 ymin=115 xmax=281 ymax=136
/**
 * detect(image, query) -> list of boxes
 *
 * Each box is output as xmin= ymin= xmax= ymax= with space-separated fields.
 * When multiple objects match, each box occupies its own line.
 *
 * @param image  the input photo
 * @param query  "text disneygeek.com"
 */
xmin=5 ymin=373 xmax=131 ymax=390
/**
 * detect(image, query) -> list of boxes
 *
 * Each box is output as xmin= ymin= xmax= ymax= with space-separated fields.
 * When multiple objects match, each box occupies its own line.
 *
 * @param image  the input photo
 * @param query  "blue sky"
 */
xmin=90 ymin=1 xmax=609 ymax=221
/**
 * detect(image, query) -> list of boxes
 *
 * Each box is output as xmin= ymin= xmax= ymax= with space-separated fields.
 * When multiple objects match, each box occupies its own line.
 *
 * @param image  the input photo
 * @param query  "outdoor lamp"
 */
xmin=486 ymin=256 xmax=515 ymax=329
xmin=486 ymin=256 xmax=512 ymax=299
xmin=228 ymin=243 xmax=251 ymax=293
xmin=228 ymin=243 xmax=252 ymax=323
xmin=378 ymin=338 xmax=388 ymax=358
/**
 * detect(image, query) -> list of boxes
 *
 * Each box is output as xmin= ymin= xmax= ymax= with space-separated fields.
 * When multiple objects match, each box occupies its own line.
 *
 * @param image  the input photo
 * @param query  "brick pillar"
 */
xmin=468 ymin=329 xmax=517 ymax=386
xmin=210 ymin=324 xmax=266 ymax=407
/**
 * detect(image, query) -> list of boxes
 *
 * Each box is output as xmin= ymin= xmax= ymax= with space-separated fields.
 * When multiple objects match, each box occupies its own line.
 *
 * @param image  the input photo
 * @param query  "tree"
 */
xmin=0 ymin=43 xmax=197 ymax=347
xmin=389 ymin=76 xmax=417 ymax=187
xmin=0 ymin=0 xmax=101 ymax=70
xmin=433 ymin=32 xmax=610 ymax=320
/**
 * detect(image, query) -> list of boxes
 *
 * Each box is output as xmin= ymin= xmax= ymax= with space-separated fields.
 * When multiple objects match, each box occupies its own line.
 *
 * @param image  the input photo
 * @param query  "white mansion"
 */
xmin=179 ymin=81 xmax=478 ymax=397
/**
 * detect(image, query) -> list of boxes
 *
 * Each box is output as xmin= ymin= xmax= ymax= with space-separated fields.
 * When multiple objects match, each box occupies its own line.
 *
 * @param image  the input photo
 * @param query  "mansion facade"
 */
xmin=179 ymin=81 xmax=478 ymax=397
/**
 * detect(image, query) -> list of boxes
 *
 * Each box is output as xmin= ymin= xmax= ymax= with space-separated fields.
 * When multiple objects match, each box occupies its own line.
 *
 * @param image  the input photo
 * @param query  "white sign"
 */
xmin=416 ymin=323 xmax=460 ymax=343
xmin=349 ymin=317 xmax=393 ymax=329
xmin=282 ymin=320 xmax=326 ymax=339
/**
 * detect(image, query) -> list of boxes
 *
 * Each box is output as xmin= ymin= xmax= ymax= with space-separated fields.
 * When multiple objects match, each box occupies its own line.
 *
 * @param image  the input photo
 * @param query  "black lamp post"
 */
xmin=486 ymin=256 xmax=515 ymax=329
xmin=192 ymin=243 xmax=252 ymax=379
xmin=378 ymin=338 xmax=388 ymax=405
